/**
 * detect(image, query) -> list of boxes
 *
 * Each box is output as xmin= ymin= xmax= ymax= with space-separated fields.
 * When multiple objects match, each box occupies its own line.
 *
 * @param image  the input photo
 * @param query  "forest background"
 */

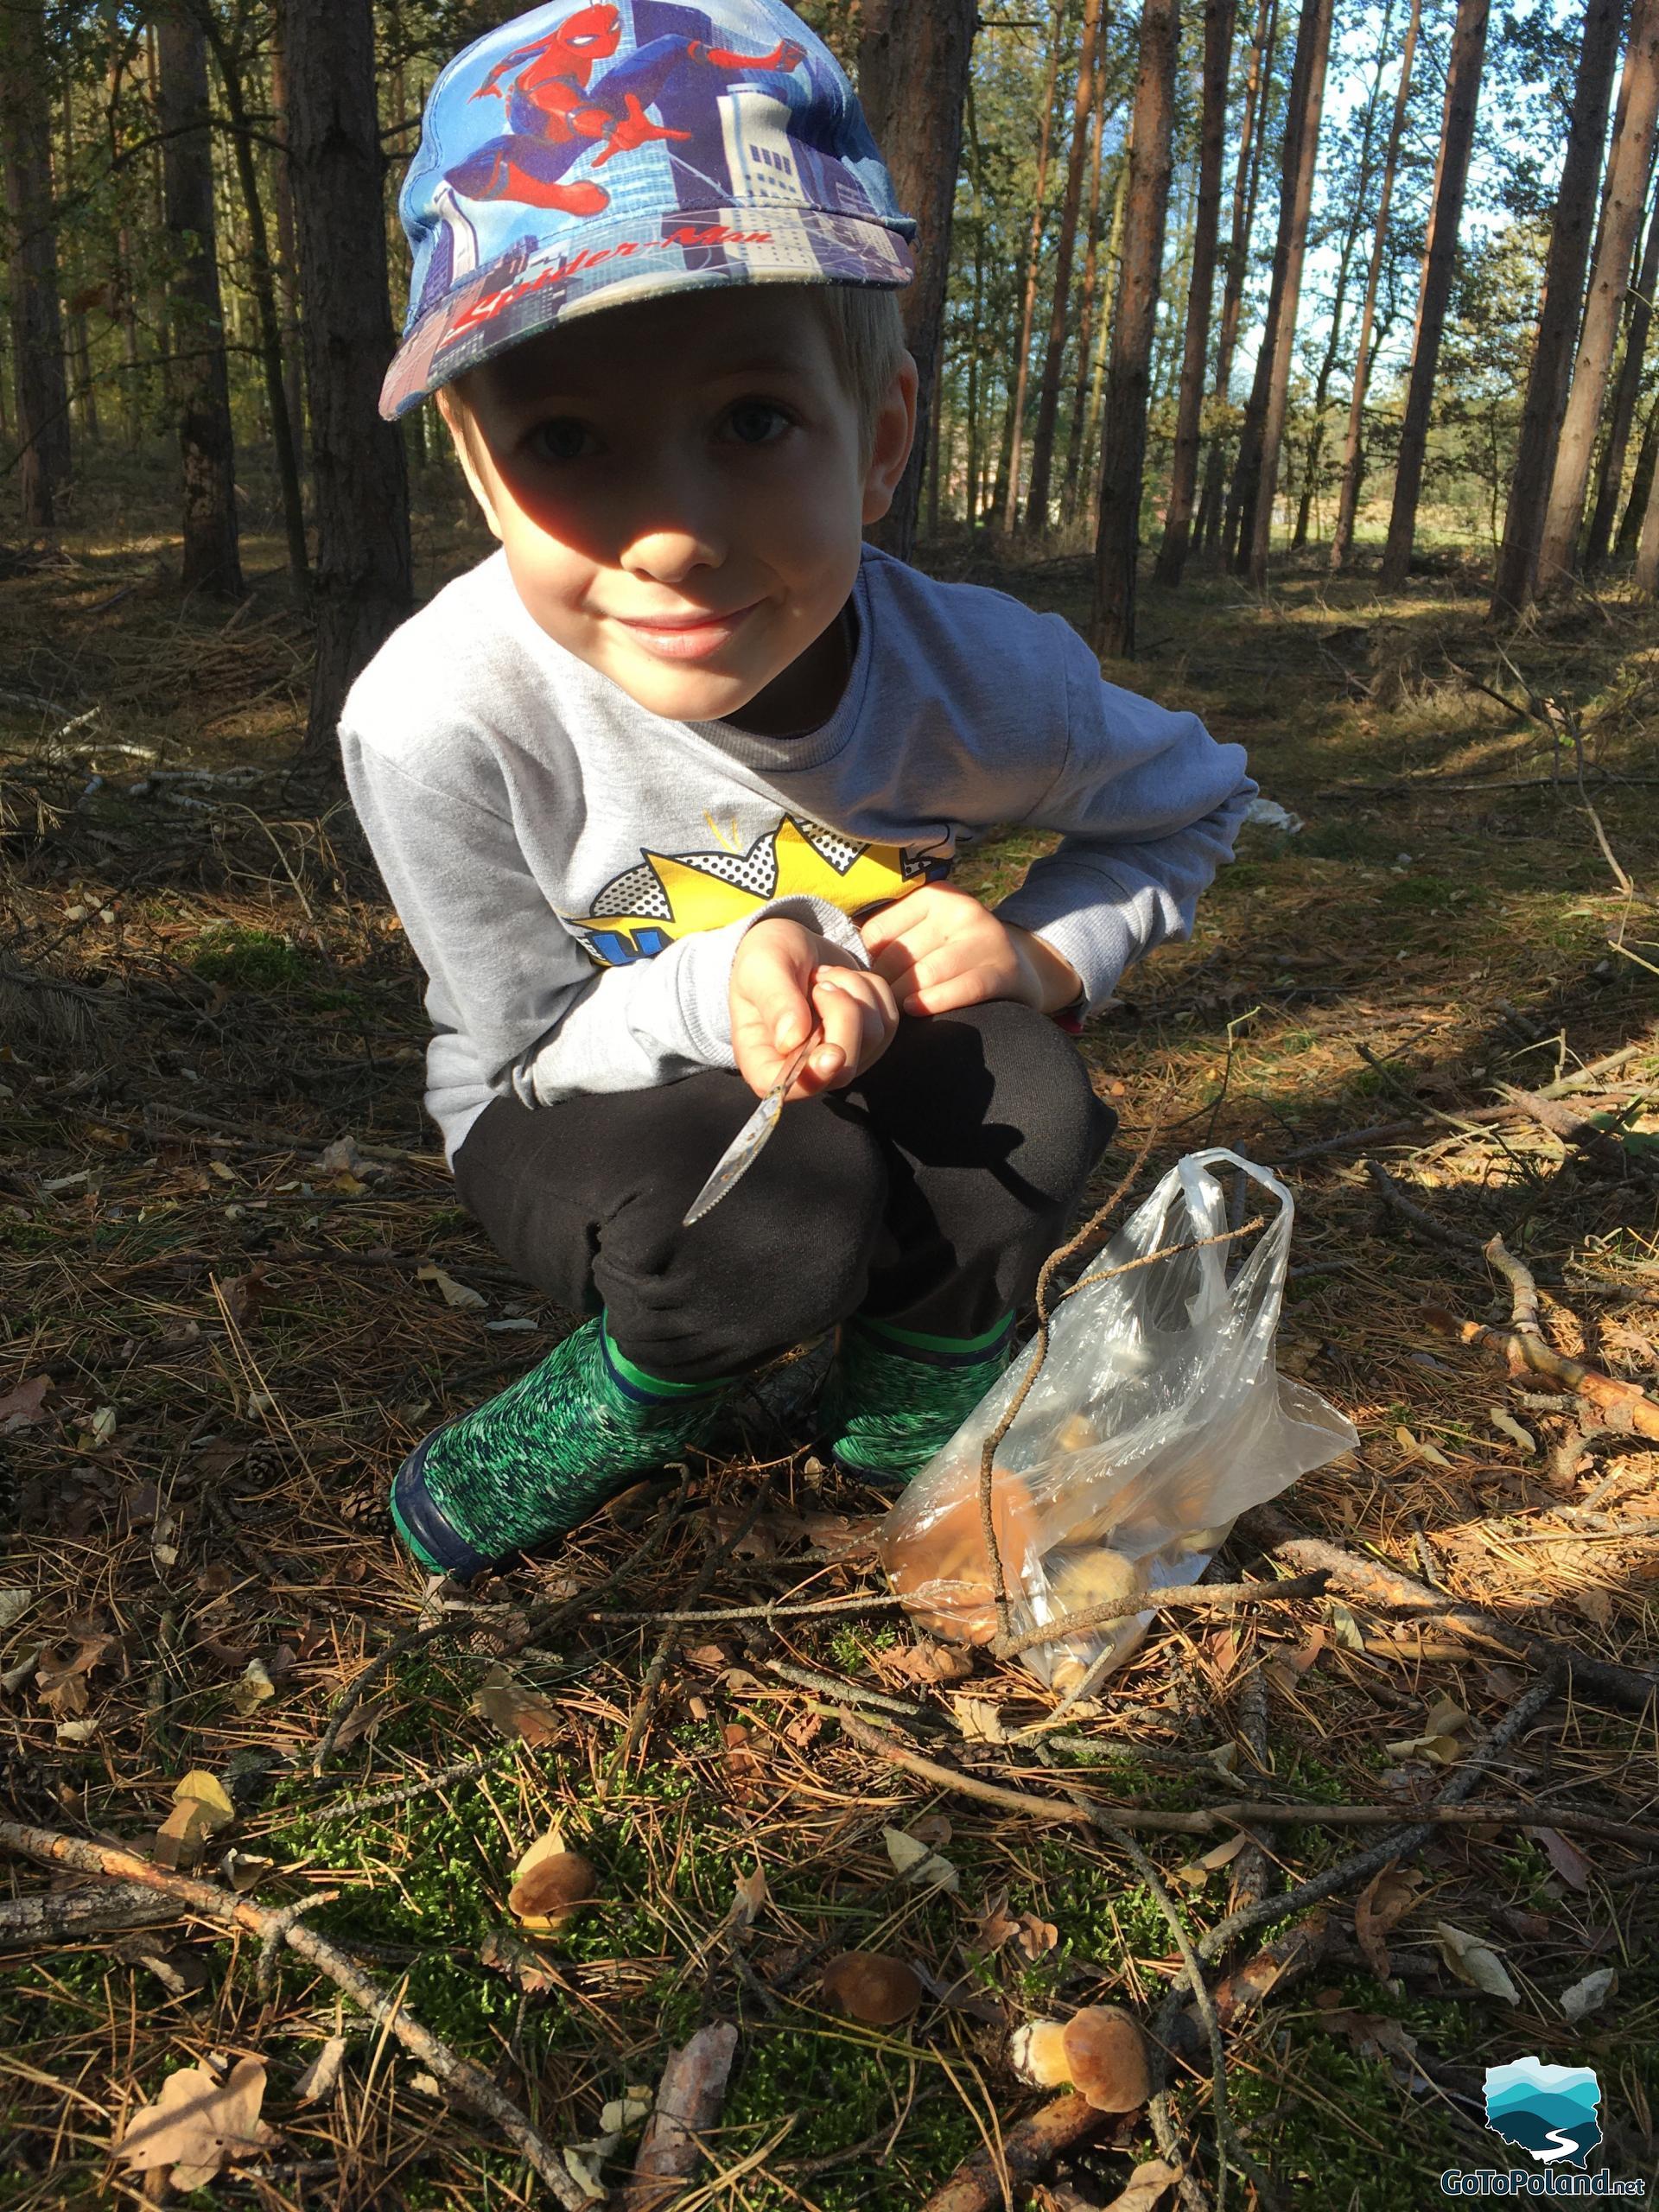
xmin=2 ymin=3 xmax=1659 ymax=2211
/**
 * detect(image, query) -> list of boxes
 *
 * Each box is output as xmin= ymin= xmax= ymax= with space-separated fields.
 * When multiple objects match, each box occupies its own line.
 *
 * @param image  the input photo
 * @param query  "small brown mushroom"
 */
xmin=507 ymin=1849 xmax=597 ymax=1929
xmin=1011 ymin=2007 xmax=1150 ymax=2112
xmin=820 ymin=1950 xmax=923 ymax=2025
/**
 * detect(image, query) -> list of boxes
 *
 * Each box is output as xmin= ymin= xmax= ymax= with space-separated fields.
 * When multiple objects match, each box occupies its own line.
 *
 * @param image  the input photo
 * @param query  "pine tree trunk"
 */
xmin=157 ymin=7 xmax=243 ymax=599
xmin=203 ymin=8 xmax=309 ymax=592
xmin=1026 ymin=0 xmax=1106 ymax=531
xmin=1380 ymin=0 xmax=1491 ymax=589
xmin=1198 ymin=0 xmax=1277 ymax=556
xmin=286 ymin=0 xmax=411 ymax=763
xmin=0 ymin=2 xmax=71 ymax=527
xmin=1489 ymin=0 xmax=1623 ymax=611
xmin=1539 ymin=0 xmax=1659 ymax=589
xmin=1091 ymin=0 xmax=1180 ymax=657
xmin=1633 ymin=395 xmax=1659 ymax=588
xmin=1061 ymin=70 xmax=1113 ymax=524
xmin=269 ymin=12 xmax=307 ymax=478
xmin=1155 ymin=0 xmax=1238 ymax=586
xmin=859 ymin=0 xmax=978 ymax=563
xmin=1240 ymin=0 xmax=1336 ymax=586
xmin=1331 ymin=0 xmax=1421 ymax=569
xmin=1585 ymin=175 xmax=1659 ymax=569
xmin=1618 ymin=385 xmax=1659 ymax=553
xmin=1081 ymin=145 xmax=1133 ymax=504
xmin=999 ymin=1 xmax=1065 ymax=532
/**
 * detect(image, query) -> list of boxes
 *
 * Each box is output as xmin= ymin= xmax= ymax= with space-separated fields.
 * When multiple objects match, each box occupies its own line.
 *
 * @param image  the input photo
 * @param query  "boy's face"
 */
xmin=439 ymin=288 xmax=915 ymax=732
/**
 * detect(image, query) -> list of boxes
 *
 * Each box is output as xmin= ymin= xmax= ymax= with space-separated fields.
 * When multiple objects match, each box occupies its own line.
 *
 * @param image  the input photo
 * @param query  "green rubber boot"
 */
xmin=391 ymin=1313 xmax=731 ymax=1575
xmin=822 ymin=1313 xmax=1015 ymax=1491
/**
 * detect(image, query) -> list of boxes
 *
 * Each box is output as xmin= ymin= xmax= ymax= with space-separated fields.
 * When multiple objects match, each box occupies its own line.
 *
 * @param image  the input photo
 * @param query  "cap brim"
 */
xmin=379 ymin=205 xmax=913 ymax=423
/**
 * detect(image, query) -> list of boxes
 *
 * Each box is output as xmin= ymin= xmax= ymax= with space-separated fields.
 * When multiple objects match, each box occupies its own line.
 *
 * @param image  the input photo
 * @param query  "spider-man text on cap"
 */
xmin=448 ymin=3 xmax=807 ymax=219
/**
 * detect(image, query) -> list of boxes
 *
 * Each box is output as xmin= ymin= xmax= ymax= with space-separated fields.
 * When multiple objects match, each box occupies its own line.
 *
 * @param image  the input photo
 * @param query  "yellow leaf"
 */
xmin=417 ymin=1262 xmax=486 ymax=1311
xmin=174 ymin=1771 xmax=234 ymax=1830
xmin=118 ymin=2056 xmax=273 ymax=2178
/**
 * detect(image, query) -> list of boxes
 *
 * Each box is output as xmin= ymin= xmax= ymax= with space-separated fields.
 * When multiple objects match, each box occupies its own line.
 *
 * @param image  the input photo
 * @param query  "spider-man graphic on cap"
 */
xmin=446 ymin=3 xmax=806 ymax=219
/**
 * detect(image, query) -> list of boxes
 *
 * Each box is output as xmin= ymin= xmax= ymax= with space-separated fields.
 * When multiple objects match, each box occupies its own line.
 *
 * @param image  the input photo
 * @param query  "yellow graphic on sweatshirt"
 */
xmin=569 ymin=814 xmax=949 ymax=968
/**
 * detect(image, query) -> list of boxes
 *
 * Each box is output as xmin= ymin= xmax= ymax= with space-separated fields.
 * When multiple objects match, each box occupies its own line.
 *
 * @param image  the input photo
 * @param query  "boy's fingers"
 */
xmin=903 ymin=965 xmax=1001 ymax=1017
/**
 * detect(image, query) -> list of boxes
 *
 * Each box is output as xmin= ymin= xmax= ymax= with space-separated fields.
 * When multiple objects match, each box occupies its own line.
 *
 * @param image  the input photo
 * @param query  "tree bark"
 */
xmin=285 ymin=0 xmax=411 ymax=762
xmin=1081 ymin=144 xmax=1133 ymax=505
xmin=1241 ymin=0 xmax=1336 ymax=586
xmin=1380 ymin=0 xmax=1491 ymax=589
xmin=269 ymin=10 xmax=307 ymax=480
xmin=1489 ymin=0 xmax=1624 ymax=611
xmin=1061 ymin=63 xmax=1114 ymax=523
xmin=0 ymin=2 xmax=71 ymax=527
xmin=1198 ymin=0 xmax=1278 ymax=556
xmin=859 ymin=0 xmax=978 ymax=564
xmin=200 ymin=6 xmax=309 ymax=592
xmin=1584 ymin=173 xmax=1659 ymax=569
xmin=1540 ymin=0 xmax=1659 ymax=589
xmin=1618 ymin=388 xmax=1659 ymax=554
xmin=1025 ymin=0 xmax=1106 ymax=531
xmin=1331 ymin=0 xmax=1421 ymax=569
xmin=1155 ymin=0 xmax=1238 ymax=585
xmin=1091 ymin=0 xmax=1180 ymax=657
xmin=998 ymin=1 xmax=1064 ymax=531
xmin=157 ymin=6 xmax=243 ymax=599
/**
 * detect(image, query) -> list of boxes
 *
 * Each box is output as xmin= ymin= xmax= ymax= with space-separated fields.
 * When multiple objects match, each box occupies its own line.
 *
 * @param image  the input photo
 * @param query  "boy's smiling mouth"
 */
xmin=615 ymin=601 xmax=762 ymax=660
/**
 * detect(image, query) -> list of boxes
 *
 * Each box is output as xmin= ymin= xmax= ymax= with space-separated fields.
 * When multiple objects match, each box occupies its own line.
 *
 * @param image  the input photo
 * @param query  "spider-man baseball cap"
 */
xmin=378 ymin=0 xmax=916 ymax=420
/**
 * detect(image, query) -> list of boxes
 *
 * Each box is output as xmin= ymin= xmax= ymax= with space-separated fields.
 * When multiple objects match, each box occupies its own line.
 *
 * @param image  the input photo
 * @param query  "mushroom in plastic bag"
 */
xmin=880 ymin=1149 xmax=1357 ymax=1695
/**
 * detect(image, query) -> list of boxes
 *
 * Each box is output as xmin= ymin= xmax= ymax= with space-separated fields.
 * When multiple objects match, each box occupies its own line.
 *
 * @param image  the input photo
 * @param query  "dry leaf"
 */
xmin=0 ymin=1374 xmax=54 ymax=1432
xmin=884 ymin=1826 xmax=959 ymax=1892
xmin=417 ymin=1262 xmax=486 ymax=1311
xmin=221 ymin=1270 xmax=267 ymax=1331
xmin=232 ymin=1656 xmax=276 ymax=1715
xmin=1422 ymin=1696 xmax=1468 ymax=1737
xmin=1353 ymin=1865 xmax=1416 ymax=1980
xmin=86 ymin=1404 xmax=118 ymax=1448
xmin=154 ymin=1770 xmax=237 ymax=1870
xmin=683 ymin=1643 xmax=731 ymax=1670
xmin=1528 ymin=1825 xmax=1594 ymax=1894
xmin=1384 ymin=1732 xmax=1461 ymax=1766
xmin=118 ymin=2055 xmax=274 ymax=2181
xmin=473 ymin=1666 xmax=562 ymax=1746
xmin=1314 ymin=2006 xmax=1421 ymax=2066
xmin=37 ymin=1632 xmax=114 ymax=1717
xmin=1329 ymin=1603 xmax=1367 ymax=1654
xmin=1103 ymin=2157 xmax=1185 ymax=2210
xmin=910 ymin=1815 xmax=952 ymax=1849
xmin=0 ymin=1588 xmax=33 ymax=1633
xmin=880 ymin=1641 xmax=974 ymax=1686
xmin=968 ymin=1891 xmax=1019 ymax=1952
xmin=1014 ymin=1911 xmax=1058 ymax=1961
xmin=293 ymin=2036 xmax=348 ymax=2105
xmin=175 ymin=1771 xmax=235 ymax=1828
xmin=951 ymin=1694 xmax=1007 ymax=1743
xmin=479 ymin=1927 xmax=562 ymax=1995
xmin=1560 ymin=1967 xmax=1617 ymax=2023
xmin=55 ymin=1716 xmax=99 ymax=1744
xmin=1435 ymin=1922 xmax=1520 ymax=2005
xmin=728 ymin=1865 xmax=768 ymax=1930
xmin=1490 ymin=1408 xmax=1537 ymax=1453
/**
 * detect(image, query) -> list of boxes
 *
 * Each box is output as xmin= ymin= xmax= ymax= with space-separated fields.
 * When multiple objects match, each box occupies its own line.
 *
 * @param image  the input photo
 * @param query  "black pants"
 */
xmin=453 ymin=1000 xmax=1116 ymax=1384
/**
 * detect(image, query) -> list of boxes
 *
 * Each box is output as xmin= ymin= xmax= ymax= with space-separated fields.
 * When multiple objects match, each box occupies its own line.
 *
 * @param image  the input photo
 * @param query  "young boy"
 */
xmin=344 ymin=0 xmax=1253 ymax=1580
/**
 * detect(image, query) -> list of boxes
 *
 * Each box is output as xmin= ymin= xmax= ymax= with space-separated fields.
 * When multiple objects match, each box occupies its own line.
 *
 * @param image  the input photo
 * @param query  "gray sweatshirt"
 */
xmin=340 ymin=544 xmax=1254 ymax=1162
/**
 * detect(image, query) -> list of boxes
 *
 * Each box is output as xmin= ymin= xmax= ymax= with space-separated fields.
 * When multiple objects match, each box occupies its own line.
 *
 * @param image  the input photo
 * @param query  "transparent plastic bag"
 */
xmin=880 ymin=1149 xmax=1357 ymax=1694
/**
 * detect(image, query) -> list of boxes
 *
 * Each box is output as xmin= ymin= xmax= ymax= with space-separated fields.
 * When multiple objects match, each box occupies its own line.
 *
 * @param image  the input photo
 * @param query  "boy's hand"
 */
xmin=861 ymin=882 xmax=1083 ymax=1018
xmin=729 ymin=917 xmax=899 ymax=1101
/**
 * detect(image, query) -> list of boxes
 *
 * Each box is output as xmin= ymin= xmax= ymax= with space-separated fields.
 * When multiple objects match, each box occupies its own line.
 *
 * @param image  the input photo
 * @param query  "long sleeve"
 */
xmin=991 ymin=629 xmax=1254 ymax=1011
xmin=340 ymin=734 xmax=866 ymax=1128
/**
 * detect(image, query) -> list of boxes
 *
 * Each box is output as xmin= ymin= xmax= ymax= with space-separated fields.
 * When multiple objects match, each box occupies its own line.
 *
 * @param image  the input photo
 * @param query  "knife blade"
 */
xmin=682 ymin=1030 xmax=822 ymax=1227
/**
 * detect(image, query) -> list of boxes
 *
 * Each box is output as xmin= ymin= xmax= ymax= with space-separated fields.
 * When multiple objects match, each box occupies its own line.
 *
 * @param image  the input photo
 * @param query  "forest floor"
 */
xmin=2 ymin=468 xmax=1658 ymax=2212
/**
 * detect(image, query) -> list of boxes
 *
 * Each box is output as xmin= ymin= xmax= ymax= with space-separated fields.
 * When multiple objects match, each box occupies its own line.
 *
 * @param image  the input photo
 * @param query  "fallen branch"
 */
xmin=0 ymin=1883 xmax=182 ymax=1943
xmin=833 ymin=1710 xmax=1659 ymax=1847
xmin=989 ymin=1572 xmax=1330 ymax=1661
xmin=1484 ymin=1232 xmax=1543 ymax=1343
xmin=1253 ymin=1510 xmax=1659 ymax=1708
xmin=917 ymin=2092 xmax=1107 ymax=2212
xmin=0 ymin=1819 xmax=587 ymax=2210
xmin=621 ymin=2020 xmax=740 ymax=2212
xmin=1363 ymin=1161 xmax=1484 ymax=1252
xmin=1426 ymin=1305 xmax=1659 ymax=1442
xmin=1493 ymin=1083 xmax=1647 ymax=1179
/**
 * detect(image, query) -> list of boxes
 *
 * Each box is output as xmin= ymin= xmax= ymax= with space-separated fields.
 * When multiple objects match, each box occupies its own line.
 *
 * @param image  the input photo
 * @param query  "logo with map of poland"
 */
xmin=1484 ymin=2057 xmax=1603 ymax=2167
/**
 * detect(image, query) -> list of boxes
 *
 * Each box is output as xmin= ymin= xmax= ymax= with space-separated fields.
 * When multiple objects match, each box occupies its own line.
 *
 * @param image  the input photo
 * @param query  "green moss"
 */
xmin=189 ymin=925 xmax=311 ymax=991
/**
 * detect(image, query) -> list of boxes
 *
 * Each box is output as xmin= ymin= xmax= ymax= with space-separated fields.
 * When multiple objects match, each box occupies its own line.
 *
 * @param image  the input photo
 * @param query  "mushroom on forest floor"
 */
xmin=508 ymin=1849 xmax=597 ymax=1932
xmin=820 ymin=1951 xmax=923 ymax=2025
xmin=1010 ymin=2007 xmax=1151 ymax=2112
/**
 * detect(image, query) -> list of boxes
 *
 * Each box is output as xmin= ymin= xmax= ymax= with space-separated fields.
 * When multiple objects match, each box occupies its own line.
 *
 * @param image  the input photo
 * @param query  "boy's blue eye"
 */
xmin=531 ymin=417 xmax=594 ymax=462
xmin=725 ymin=399 xmax=792 ymax=447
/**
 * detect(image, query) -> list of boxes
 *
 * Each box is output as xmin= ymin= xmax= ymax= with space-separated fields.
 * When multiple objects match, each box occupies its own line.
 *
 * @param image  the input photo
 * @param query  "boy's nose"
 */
xmin=620 ymin=518 xmax=728 ymax=585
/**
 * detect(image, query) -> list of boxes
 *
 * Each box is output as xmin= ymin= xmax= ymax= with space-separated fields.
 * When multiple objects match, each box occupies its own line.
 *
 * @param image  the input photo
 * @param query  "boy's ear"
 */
xmin=860 ymin=352 xmax=919 ymax=527
xmin=435 ymin=384 xmax=505 ymax=542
